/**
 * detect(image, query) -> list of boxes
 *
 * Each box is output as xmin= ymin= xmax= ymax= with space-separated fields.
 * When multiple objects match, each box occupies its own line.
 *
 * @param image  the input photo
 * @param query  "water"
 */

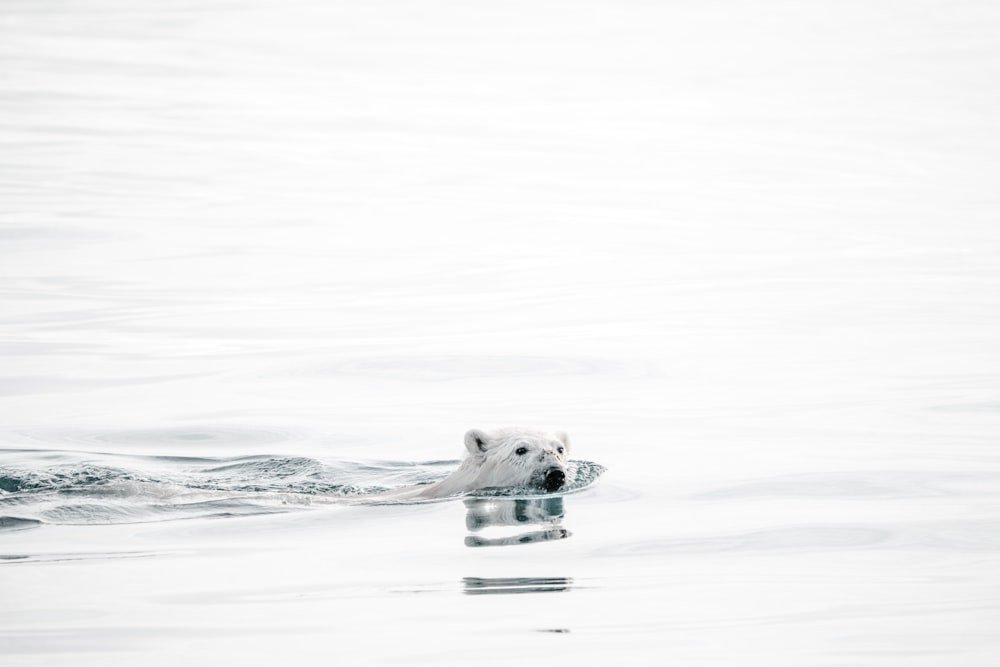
xmin=2 ymin=0 xmax=999 ymax=664
xmin=0 ymin=448 xmax=606 ymax=523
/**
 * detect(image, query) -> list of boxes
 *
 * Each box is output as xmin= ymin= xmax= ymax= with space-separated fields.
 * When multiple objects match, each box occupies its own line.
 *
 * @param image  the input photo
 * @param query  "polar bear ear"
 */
xmin=464 ymin=429 xmax=490 ymax=455
xmin=555 ymin=431 xmax=570 ymax=453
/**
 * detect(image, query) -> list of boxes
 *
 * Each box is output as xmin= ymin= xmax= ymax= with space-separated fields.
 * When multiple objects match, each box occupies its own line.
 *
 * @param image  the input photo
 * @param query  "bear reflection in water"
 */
xmin=463 ymin=496 xmax=570 ymax=547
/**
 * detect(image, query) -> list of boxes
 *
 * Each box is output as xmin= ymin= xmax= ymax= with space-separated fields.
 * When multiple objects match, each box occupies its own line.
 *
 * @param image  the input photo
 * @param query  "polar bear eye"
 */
xmin=557 ymin=446 xmax=565 ymax=455
xmin=515 ymin=446 xmax=528 ymax=456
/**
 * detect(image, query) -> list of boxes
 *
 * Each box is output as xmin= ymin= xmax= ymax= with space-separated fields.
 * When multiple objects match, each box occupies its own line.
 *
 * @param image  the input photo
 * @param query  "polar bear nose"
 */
xmin=542 ymin=468 xmax=566 ymax=492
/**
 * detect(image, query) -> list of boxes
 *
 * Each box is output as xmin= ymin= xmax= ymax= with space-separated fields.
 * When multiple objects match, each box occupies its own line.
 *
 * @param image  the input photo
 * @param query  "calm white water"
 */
xmin=2 ymin=0 xmax=1000 ymax=664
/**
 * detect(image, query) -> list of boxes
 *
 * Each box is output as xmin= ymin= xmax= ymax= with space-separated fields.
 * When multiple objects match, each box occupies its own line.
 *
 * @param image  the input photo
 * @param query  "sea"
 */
xmin=2 ymin=1 xmax=999 ymax=665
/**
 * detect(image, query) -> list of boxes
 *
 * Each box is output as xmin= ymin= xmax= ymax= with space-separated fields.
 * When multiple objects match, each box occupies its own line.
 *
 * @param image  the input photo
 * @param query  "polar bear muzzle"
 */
xmin=542 ymin=468 xmax=566 ymax=492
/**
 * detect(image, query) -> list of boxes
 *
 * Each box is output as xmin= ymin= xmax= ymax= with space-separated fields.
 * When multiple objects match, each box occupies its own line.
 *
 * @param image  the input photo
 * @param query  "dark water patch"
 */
xmin=0 ymin=463 xmax=147 ymax=494
xmin=463 ymin=577 xmax=573 ymax=595
xmin=183 ymin=456 xmax=457 ymax=496
xmin=0 ymin=551 xmax=175 ymax=566
xmin=465 ymin=528 xmax=571 ymax=547
xmin=0 ymin=516 xmax=42 ymax=531
xmin=189 ymin=456 xmax=337 ymax=493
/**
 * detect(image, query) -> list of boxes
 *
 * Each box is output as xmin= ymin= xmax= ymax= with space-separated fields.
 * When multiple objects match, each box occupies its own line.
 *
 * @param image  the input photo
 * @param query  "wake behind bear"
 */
xmin=388 ymin=427 xmax=571 ymax=499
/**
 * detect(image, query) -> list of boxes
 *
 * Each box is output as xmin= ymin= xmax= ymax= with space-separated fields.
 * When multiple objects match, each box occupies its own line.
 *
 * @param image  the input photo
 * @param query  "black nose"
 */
xmin=543 ymin=468 xmax=566 ymax=492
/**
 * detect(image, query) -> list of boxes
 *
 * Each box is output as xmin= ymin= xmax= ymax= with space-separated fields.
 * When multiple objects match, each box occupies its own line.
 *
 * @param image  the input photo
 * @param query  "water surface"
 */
xmin=2 ymin=0 xmax=999 ymax=665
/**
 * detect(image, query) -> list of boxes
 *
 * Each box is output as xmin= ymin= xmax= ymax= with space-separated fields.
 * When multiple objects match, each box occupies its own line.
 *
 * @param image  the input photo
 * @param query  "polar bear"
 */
xmin=405 ymin=427 xmax=571 ymax=499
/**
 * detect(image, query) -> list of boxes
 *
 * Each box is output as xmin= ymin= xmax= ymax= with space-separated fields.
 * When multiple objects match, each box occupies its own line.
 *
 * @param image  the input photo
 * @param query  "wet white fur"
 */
xmin=410 ymin=427 xmax=570 ymax=499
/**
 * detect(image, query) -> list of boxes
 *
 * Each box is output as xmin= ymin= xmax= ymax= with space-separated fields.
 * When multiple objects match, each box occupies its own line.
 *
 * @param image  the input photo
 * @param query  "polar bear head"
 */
xmin=462 ymin=427 xmax=571 ymax=493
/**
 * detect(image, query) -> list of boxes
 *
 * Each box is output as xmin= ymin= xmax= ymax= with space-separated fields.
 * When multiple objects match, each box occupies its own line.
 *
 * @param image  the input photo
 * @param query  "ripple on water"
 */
xmin=274 ymin=354 xmax=633 ymax=381
xmin=0 ymin=449 xmax=606 ymax=526
xmin=697 ymin=470 xmax=1000 ymax=500
xmin=596 ymin=525 xmax=893 ymax=557
xmin=11 ymin=424 xmax=305 ymax=449
xmin=597 ymin=520 xmax=1000 ymax=557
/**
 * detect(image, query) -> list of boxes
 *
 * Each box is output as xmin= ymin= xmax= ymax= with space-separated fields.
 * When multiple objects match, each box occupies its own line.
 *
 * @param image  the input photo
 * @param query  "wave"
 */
xmin=0 ymin=449 xmax=605 ymax=527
